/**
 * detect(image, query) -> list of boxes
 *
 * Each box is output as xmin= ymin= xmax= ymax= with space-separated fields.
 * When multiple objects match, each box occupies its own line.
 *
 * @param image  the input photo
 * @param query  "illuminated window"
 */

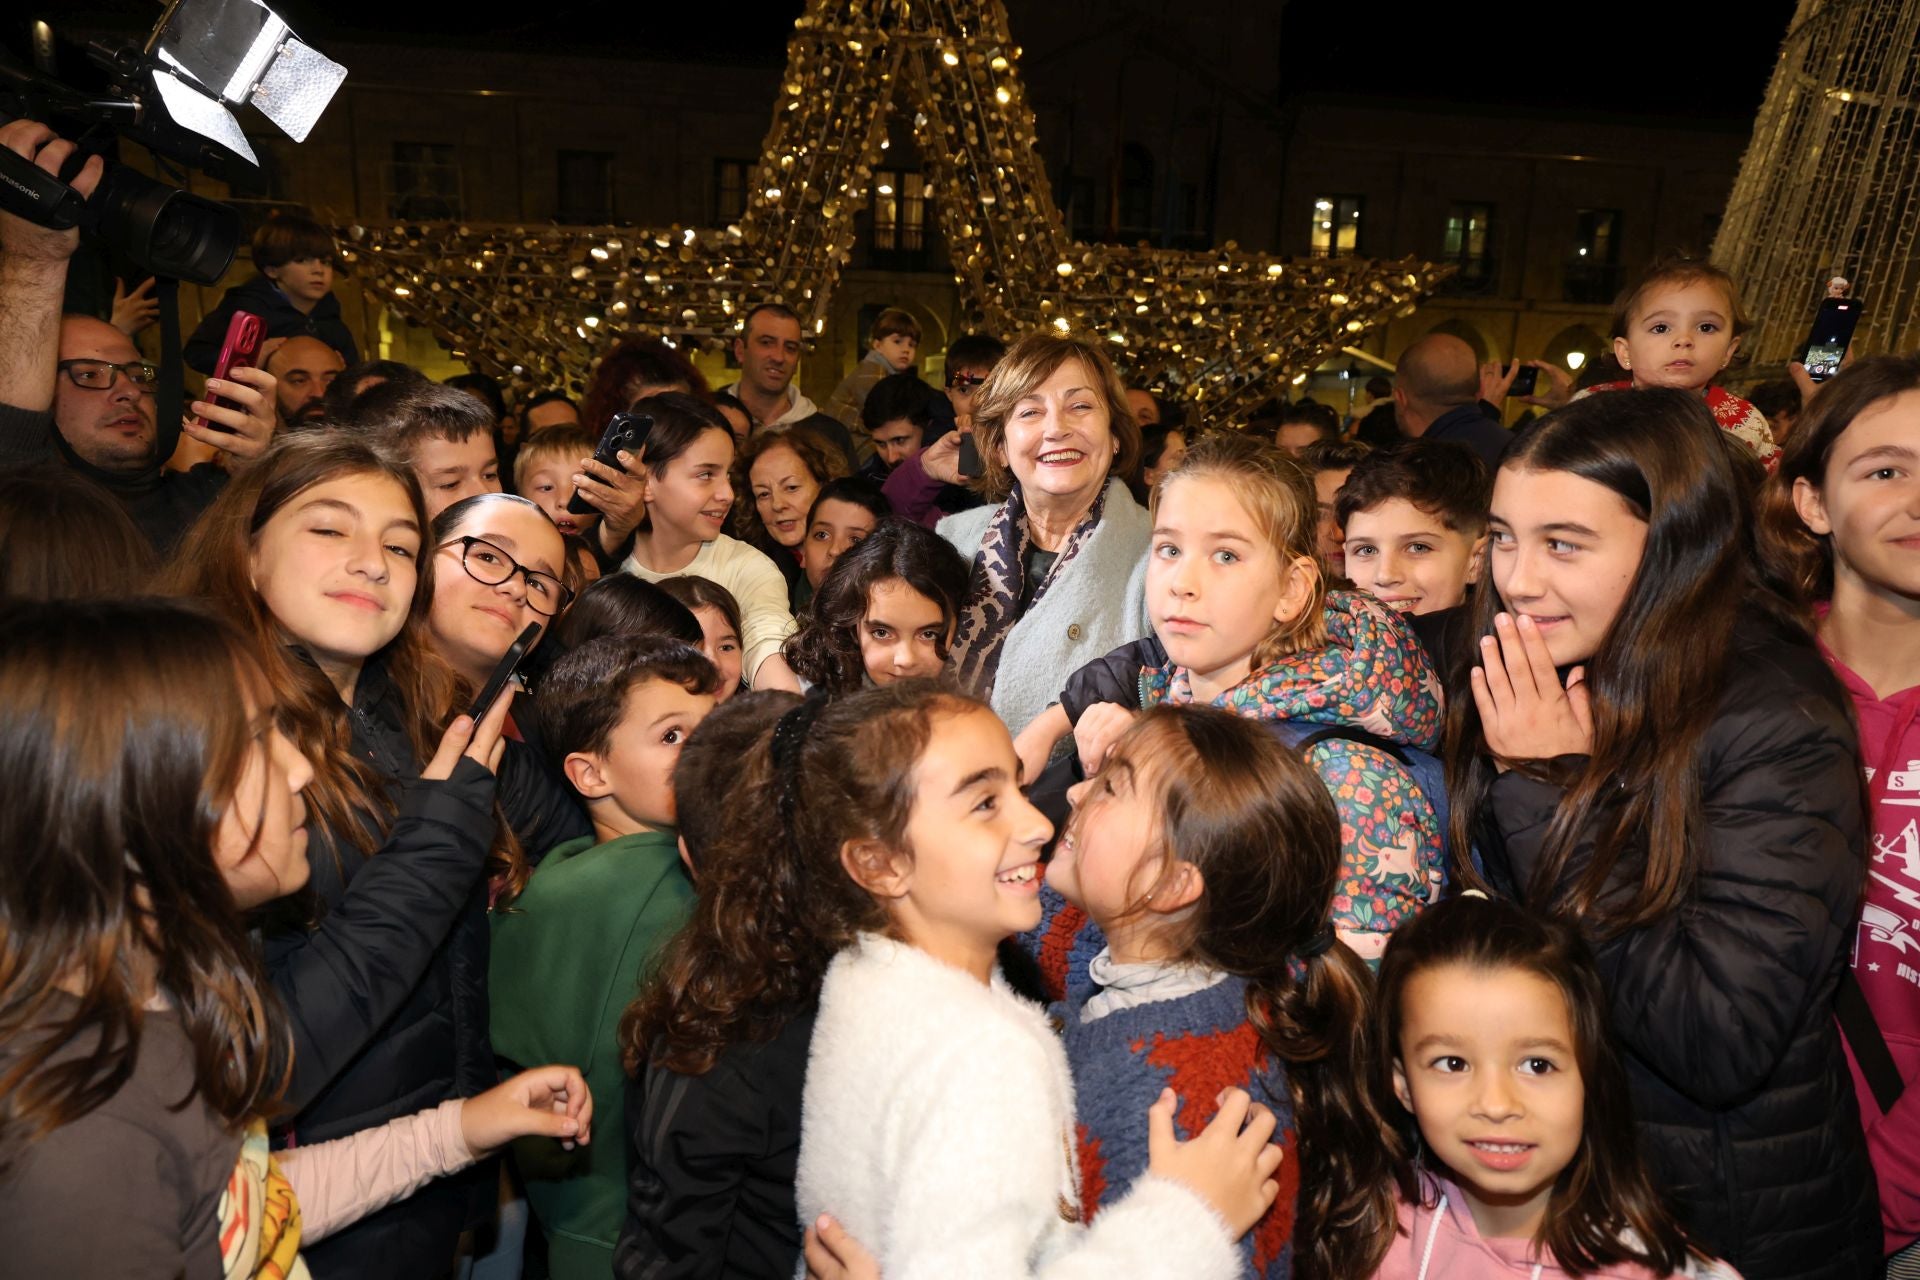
xmin=872 ymin=167 xmax=926 ymax=254
xmin=1443 ymin=202 xmax=1495 ymax=291
xmin=1565 ymin=208 xmax=1623 ymax=304
xmin=1309 ymin=195 xmax=1363 ymax=256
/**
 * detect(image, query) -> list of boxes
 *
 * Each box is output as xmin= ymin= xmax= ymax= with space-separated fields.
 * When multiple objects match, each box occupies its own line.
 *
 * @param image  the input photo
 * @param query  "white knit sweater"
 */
xmin=796 ymin=933 xmax=1240 ymax=1280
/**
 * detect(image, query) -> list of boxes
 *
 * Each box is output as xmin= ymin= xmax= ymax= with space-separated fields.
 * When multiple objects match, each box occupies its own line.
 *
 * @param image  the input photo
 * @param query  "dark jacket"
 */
xmin=183 ymin=274 xmax=360 ymax=372
xmin=0 ymin=399 xmax=226 ymax=555
xmin=1423 ymin=402 xmax=1513 ymax=470
xmin=263 ymin=655 xmax=498 ymax=1280
xmin=615 ymin=1007 xmax=817 ymax=1280
xmin=1477 ymin=612 xmax=1878 ymax=1279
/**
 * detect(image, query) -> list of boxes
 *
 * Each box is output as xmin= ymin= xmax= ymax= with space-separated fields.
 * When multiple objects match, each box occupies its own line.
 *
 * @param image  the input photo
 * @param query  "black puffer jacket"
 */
xmin=1479 ymin=612 xmax=1877 ymax=1279
xmin=183 ymin=274 xmax=360 ymax=372
xmin=262 ymin=656 xmax=498 ymax=1280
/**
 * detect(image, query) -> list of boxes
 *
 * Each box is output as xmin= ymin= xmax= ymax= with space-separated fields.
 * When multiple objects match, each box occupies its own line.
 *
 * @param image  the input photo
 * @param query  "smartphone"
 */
xmin=467 ymin=622 xmax=543 ymax=723
xmin=567 ymin=410 xmax=654 ymax=514
xmin=1804 ymin=296 xmax=1863 ymax=382
xmin=1507 ymin=365 xmax=1539 ymax=398
xmin=956 ymin=432 xmax=983 ymax=480
xmin=196 ymin=310 xmax=264 ymax=432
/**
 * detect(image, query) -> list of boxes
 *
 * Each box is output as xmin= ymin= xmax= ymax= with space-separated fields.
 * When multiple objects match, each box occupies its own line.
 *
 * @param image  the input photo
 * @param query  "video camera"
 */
xmin=0 ymin=0 xmax=347 ymax=285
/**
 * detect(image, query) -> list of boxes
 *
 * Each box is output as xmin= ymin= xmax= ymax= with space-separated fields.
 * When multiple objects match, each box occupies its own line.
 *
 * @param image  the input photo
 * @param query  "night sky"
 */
xmin=20 ymin=0 xmax=1802 ymax=121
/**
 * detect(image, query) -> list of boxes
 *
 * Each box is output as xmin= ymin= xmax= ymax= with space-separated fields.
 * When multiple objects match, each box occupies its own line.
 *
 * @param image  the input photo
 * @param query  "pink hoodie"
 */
xmin=1373 ymin=1174 xmax=1740 ymax=1280
xmin=1820 ymin=640 xmax=1920 ymax=1253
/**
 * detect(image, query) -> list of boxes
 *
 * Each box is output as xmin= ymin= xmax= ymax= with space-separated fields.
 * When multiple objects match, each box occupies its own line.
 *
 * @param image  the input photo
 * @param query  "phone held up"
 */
xmin=468 ymin=622 xmax=543 ymax=724
xmin=567 ymin=411 xmax=655 ymax=515
xmin=956 ymin=432 xmax=983 ymax=480
xmin=195 ymin=310 xmax=264 ymax=431
xmin=1803 ymin=295 xmax=1863 ymax=383
xmin=1506 ymin=364 xmax=1539 ymax=399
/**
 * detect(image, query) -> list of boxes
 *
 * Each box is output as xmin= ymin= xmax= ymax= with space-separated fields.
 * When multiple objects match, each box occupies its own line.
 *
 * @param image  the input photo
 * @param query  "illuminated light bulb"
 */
xmin=1566 ymin=351 xmax=1587 ymax=371
xmin=1056 ymin=261 xmax=1073 ymax=276
xmin=1345 ymin=319 xmax=1364 ymax=331
xmin=1052 ymin=317 xmax=1070 ymax=332
xmin=584 ymin=315 xmax=600 ymax=328
xmin=991 ymin=55 xmax=1008 ymax=70
xmin=1329 ymin=293 xmax=1349 ymax=305
xmin=1292 ymin=372 xmax=1309 ymax=386
xmin=878 ymin=183 xmax=894 ymax=195
xmin=766 ymin=187 xmax=783 ymax=199
xmin=393 ymin=285 xmax=411 ymax=296
xmin=589 ymin=246 xmax=609 ymax=260
xmin=996 ymin=87 xmax=1010 ymax=104
xmin=942 ymin=50 xmax=960 ymax=66
xmin=1266 ymin=263 xmax=1283 ymax=276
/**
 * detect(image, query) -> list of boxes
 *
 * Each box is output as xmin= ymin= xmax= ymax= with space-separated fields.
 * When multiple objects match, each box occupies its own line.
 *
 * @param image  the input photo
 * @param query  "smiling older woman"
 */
xmin=938 ymin=334 xmax=1150 ymax=735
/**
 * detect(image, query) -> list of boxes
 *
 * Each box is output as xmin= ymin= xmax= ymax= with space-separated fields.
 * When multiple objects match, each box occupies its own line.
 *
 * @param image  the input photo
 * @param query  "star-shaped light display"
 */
xmin=344 ymin=0 xmax=1452 ymax=415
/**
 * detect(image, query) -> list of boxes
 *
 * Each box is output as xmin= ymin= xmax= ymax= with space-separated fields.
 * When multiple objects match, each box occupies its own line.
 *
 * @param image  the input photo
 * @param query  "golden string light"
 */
xmin=343 ymin=0 xmax=1452 ymax=415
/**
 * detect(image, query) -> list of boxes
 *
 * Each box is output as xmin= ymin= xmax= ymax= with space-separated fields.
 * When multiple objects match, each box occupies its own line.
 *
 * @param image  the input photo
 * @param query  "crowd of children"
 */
xmin=5 ymin=237 xmax=1918 ymax=1280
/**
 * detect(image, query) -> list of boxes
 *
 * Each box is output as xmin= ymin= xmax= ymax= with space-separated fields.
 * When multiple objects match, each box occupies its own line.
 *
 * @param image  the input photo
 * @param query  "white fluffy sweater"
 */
xmin=796 ymin=933 xmax=1240 ymax=1280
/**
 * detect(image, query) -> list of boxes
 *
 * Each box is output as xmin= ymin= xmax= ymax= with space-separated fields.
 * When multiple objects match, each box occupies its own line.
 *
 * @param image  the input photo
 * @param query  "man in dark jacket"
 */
xmin=1393 ymin=333 xmax=1514 ymax=469
xmin=184 ymin=209 xmax=360 ymax=372
xmin=0 ymin=120 xmax=275 ymax=557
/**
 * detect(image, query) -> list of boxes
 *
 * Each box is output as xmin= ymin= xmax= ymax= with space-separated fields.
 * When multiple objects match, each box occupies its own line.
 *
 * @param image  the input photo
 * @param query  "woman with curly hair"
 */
xmin=783 ymin=520 xmax=971 ymax=694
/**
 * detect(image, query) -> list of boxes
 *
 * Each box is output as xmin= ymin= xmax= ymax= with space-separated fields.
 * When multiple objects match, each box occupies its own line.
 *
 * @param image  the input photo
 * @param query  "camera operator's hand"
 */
xmin=185 ymin=365 xmax=277 ymax=464
xmin=0 ymin=121 xmax=103 ymax=265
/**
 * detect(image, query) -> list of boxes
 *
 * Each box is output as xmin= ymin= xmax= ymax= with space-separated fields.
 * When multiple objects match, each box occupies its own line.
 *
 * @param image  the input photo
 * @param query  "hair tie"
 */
xmin=1295 ymin=925 xmax=1337 ymax=961
xmin=770 ymin=695 xmax=829 ymax=823
xmin=1459 ymin=888 xmax=1490 ymax=901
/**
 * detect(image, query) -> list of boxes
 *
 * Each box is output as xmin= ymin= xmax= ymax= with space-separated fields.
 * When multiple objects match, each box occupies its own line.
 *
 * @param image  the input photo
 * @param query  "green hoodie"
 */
xmin=490 ymin=830 xmax=695 ymax=1280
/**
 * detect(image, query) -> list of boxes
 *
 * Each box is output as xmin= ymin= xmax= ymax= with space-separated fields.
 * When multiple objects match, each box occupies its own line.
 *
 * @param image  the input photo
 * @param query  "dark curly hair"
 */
xmin=620 ymin=680 xmax=979 ymax=1076
xmin=784 ymin=520 xmax=971 ymax=693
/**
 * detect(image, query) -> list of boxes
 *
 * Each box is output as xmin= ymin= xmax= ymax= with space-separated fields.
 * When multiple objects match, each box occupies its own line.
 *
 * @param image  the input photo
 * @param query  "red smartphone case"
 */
xmin=197 ymin=310 xmax=265 ymax=431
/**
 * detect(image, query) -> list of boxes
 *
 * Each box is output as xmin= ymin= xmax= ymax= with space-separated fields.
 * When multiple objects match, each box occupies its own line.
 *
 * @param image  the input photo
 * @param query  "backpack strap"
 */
xmin=1837 ymin=968 xmax=1906 ymax=1113
xmin=1283 ymin=722 xmax=1416 ymax=766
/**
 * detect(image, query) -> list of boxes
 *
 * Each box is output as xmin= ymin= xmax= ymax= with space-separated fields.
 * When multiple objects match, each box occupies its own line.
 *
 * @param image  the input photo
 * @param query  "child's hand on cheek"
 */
xmin=1470 ymin=613 xmax=1594 ymax=768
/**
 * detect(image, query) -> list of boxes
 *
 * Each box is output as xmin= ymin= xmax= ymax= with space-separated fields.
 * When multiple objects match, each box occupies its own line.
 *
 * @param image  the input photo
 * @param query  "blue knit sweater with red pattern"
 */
xmin=1029 ymin=888 xmax=1299 ymax=1279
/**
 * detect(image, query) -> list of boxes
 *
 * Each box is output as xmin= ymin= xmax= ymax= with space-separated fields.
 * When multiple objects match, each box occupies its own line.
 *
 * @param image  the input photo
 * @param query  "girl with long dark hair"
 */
xmin=1447 ymin=388 xmax=1876 ymax=1278
xmin=1372 ymin=894 xmax=1736 ymax=1277
xmin=164 ymin=433 xmax=515 ymax=1278
xmin=0 ymin=599 xmax=591 ymax=1278
xmin=1762 ymin=354 xmax=1920 ymax=1258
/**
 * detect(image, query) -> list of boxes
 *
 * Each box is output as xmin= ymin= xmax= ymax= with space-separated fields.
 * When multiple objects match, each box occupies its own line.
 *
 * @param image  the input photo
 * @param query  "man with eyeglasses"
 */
xmin=0 ymin=121 xmax=278 ymax=555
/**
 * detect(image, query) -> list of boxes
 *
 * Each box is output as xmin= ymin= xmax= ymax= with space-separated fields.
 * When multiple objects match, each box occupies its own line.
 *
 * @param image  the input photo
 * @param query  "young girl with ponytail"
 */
xmin=1040 ymin=704 xmax=1397 ymax=1280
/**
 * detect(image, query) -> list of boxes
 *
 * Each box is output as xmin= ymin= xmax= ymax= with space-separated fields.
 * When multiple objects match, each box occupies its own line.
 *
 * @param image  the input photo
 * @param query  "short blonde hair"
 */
xmin=968 ymin=334 xmax=1141 ymax=502
xmin=1150 ymin=431 xmax=1326 ymax=665
xmin=512 ymin=424 xmax=596 ymax=494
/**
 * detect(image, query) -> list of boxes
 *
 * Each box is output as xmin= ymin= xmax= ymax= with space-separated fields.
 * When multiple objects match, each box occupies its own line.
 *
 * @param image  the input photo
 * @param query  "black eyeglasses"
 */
xmin=57 ymin=359 xmax=160 ymax=391
xmin=440 ymin=536 xmax=575 ymax=617
xmin=945 ymin=372 xmax=987 ymax=390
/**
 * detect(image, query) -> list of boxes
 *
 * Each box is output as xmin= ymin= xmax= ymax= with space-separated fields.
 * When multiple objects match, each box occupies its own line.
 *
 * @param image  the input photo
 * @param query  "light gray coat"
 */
xmin=937 ymin=480 xmax=1152 ymax=735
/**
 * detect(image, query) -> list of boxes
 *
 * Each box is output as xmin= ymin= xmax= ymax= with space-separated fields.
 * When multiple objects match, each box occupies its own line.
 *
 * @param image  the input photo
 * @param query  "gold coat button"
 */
xmin=1067 ymin=623 xmax=1083 ymax=641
